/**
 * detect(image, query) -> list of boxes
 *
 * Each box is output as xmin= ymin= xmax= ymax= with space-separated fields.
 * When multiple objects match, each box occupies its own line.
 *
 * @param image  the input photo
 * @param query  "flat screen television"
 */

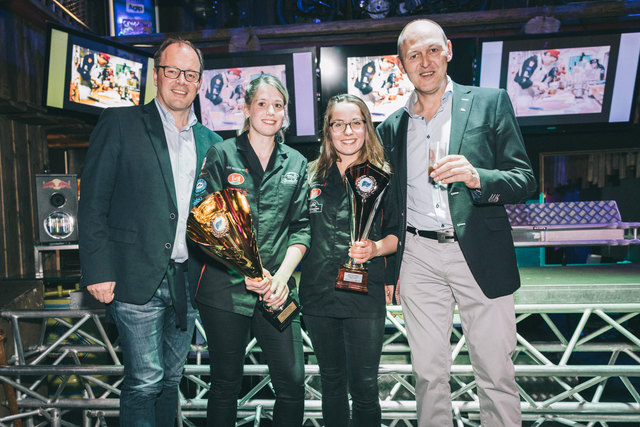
xmin=109 ymin=0 xmax=158 ymax=36
xmin=43 ymin=23 xmax=155 ymax=116
xmin=479 ymin=31 xmax=640 ymax=132
xmin=320 ymin=44 xmax=411 ymax=123
xmin=196 ymin=48 xmax=318 ymax=144
xmin=320 ymin=40 xmax=477 ymax=123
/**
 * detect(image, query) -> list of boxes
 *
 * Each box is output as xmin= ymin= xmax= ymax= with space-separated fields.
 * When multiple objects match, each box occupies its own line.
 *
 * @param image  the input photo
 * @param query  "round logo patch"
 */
xmin=195 ymin=179 xmax=207 ymax=194
xmin=210 ymin=213 xmax=229 ymax=238
xmin=310 ymin=188 xmax=322 ymax=199
xmin=355 ymin=175 xmax=377 ymax=199
xmin=227 ymin=173 xmax=245 ymax=185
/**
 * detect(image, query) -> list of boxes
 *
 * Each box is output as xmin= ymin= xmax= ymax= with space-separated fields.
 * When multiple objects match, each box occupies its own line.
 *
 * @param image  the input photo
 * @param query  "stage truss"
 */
xmin=1 ymin=288 xmax=639 ymax=427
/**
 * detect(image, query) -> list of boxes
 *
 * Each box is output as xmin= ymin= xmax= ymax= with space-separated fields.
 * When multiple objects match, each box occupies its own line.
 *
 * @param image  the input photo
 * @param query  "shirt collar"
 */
xmin=404 ymin=76 xmax=453 ymax=118
xmin=154 ymin=98 xmax=197 ymax=131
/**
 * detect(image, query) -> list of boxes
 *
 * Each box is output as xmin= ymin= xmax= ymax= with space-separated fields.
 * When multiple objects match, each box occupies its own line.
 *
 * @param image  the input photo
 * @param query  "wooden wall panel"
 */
xmin=26 ymin=125 xmax=49 ymax=276
xmin=0 ymin=117 xmax=20 ymax=277
xmin=0 ymin=118 xmax=47 ymax=279
xmin=18 ymin=124 xmax=45 ymax=277
xmin=11 ymin=122 xmax=28 ymax=276
xmin=20 ymin=18 xmax=45 ymax=106
xmin=0 ymin=8 xmax=49 ymax=279
xmin=0 ymin=116 xmax=8 ymax=277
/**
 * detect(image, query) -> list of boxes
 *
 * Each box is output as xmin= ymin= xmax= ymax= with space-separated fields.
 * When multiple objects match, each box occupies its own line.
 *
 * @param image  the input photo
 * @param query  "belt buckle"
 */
xmin=437 ymin=230 xmax=455 ymax=243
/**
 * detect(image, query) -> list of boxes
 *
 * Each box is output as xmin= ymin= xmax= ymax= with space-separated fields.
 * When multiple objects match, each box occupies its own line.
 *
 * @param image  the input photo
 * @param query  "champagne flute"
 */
xmin=428 ymin=140 xmax=440 ymax=187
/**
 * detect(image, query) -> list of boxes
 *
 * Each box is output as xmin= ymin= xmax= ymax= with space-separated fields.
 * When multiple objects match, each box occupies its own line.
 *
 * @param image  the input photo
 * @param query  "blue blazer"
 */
xmin=78 ymin=101 xmax=222 ymax=304
xmin=377 ymin=82 xmax=536 ymax=298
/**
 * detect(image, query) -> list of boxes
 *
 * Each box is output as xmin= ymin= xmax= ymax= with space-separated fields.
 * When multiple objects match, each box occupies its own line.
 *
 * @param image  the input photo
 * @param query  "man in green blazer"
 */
xmin=78 ymin=39 xmax=221 ymax=426
xmin=377 ymin=20 xmax=536 ymax=427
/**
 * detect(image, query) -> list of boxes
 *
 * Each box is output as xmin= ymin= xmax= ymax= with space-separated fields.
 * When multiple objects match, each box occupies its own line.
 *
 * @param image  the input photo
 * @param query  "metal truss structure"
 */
xmin=1 ymin=281 xmax=639 ymax=427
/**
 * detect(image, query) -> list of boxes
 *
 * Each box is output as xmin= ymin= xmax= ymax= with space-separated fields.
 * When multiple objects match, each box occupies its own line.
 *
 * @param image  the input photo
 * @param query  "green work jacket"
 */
xmin=190 ymin=132 xmax=310 ymax=316
xmin=300 ymin=163 xmax=398 ymax=319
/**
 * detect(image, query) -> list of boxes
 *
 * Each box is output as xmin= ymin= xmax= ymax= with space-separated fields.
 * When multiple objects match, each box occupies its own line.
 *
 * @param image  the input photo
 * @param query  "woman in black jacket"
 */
xmin=300 ymin=93 xmax=398 ymax=427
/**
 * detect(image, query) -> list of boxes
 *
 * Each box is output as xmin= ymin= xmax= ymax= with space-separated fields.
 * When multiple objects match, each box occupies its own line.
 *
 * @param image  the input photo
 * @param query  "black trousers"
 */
xmin=303 ymin=314 xmax=386 ymax=427
xmin=198 ymin=303 xmax=305 ymax=427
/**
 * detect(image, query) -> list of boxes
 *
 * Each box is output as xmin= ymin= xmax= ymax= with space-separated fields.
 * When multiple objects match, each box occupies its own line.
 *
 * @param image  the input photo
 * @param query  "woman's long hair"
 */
xmin=239 ymin=74 xmax=290 ymax=144
xmin=309 ymin=93 xmax=390 ymax=184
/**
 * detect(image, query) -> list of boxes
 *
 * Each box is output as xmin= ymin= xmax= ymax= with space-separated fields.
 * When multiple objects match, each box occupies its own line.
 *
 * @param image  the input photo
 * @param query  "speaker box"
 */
xmin=35 ymin=174 xmax=79 ymax=243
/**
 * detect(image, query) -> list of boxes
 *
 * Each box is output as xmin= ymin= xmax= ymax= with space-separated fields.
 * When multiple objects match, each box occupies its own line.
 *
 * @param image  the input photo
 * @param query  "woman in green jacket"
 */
xmin=193 ymin=74 xmax=309 ymax=427
xmin=300 ymin=93 xmax=399 ymax=427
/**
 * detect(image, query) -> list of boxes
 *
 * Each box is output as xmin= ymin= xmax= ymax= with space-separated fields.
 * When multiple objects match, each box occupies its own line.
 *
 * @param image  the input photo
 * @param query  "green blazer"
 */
xmin=79 ymin=101 xmax=222 ymax=304
xmin=377 ymin=82 xmax=536 ymax=298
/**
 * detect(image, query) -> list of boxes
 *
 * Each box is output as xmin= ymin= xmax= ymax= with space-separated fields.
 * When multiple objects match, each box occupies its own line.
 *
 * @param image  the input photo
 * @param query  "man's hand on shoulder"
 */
xmin=431 ymin=155 xmax=481 ymax=190
xmin=87 ymin=281 xmax=116 ymax=304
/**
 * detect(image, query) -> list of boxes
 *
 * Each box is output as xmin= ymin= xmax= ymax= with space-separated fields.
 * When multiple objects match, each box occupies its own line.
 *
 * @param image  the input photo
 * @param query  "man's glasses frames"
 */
xmin=156 ymin=65 xmax=201 ymax=83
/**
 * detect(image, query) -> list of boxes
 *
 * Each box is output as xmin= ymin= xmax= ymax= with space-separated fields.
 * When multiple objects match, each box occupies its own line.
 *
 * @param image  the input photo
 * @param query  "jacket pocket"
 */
xmin=108 ymin=226 xmax=138 ymax=244
xmin=464 ymin=124 xmax=490 ymax=137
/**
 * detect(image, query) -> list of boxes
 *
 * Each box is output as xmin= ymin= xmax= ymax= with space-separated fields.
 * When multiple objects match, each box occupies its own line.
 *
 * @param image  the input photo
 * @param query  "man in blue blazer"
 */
xmin=78 ymin=39 xmax=221 ymax=426
xmin=377 ymin=20 xmax=536 ymax=426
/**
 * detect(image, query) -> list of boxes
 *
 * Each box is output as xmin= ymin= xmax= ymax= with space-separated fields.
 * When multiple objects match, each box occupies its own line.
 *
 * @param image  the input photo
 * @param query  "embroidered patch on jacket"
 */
xmin=281 ymin=172 xmax=300 ymax=185
xmin=195 ymin=179 xmax=207 ymax=194
xmin=310 ymin=188 xmax=322 ymax=199
xmin=227 ymin=173 xmax=245 ymax=185
xmin=309 ymin=200 xmax=323 ymax=214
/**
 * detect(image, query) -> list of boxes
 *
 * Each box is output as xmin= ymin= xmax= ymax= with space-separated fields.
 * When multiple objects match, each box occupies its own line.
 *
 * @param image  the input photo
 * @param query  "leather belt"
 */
xmin=406 ymin=226 xmax=457 ymax=243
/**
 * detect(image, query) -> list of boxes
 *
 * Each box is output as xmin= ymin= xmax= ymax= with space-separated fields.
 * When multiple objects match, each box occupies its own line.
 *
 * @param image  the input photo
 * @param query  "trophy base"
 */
xmin=335 ymin=266 xmax=368 ymax=294
xmin=257 ymin=294 xmax=301 ymax=332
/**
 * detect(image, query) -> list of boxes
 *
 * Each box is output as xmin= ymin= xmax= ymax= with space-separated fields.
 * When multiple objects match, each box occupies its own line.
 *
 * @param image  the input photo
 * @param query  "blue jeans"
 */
xmin=303 ymin=314 xmax=385 ymax=427
xmin=110 ymin=273 xmax=196 ymax=427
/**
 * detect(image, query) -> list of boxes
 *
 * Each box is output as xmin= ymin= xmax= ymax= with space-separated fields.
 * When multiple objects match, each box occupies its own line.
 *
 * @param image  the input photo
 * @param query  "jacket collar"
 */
xmin=236 ymin=131 xmax=288 ymax=162
xmin=142 ymin=101 xmax=177 ymax=208
xmin=449 ymin=82 xmax=473 ymax=155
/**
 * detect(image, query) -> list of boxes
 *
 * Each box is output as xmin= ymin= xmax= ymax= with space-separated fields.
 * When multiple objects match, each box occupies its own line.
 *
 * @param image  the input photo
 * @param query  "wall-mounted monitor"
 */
xmin=479 ymin=31 xmax=640 ymax=132
xmin=196 ymin=48 xmax=318 ymax=144
xmin=321 ymin=44 xmax=411 ymax=123
xmin=320 ymin=40 xmax=477 ymax=123
xmin=43 ymin=23 xmax=155 ymax=117
xmin=109 ymin=0 xmax=158 ymax=36
xmin=347 ymin=54 xmax=414 ymax=121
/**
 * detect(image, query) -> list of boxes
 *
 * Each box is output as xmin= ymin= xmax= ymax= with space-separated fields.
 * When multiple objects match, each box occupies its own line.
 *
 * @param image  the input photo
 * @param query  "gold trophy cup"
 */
xmin=187 ymin=188 xmax=300 ymax=331
xmin=335 ymin=161 xmax=390 ymax=294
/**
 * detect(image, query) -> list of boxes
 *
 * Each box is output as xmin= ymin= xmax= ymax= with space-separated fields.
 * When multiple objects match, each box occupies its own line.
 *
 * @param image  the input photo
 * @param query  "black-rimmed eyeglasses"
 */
xmin=156 ymin=65 xmax=201 ymax=83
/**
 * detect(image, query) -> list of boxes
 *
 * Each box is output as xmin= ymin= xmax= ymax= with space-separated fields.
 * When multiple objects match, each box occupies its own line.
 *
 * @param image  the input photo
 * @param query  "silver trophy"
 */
xmin=335 ymin=161 xmax=390 ymax=294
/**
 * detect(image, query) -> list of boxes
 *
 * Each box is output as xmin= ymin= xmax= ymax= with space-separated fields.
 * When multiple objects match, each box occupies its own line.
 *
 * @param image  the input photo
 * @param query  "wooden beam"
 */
xmin=47 ymin=138 xmax=89 ymax=149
